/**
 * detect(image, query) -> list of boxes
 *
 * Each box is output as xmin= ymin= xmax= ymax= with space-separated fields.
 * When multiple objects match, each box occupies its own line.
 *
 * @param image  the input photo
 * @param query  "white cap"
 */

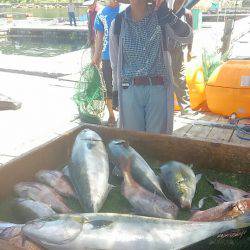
xmin=82 ymin=0 xmax=95 ymax=6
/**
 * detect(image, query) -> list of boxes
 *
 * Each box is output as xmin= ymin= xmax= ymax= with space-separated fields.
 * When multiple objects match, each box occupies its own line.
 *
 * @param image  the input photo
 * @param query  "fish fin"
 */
xmin=189 ymin=164 xmax=194 ymax=169
xmin=204 ymin=176 xmax=214 ymax=185
xmin=243 ymin=193 xmax=250 ymax=199
xmin=198 ymin=196 xmax=209 ymax=209
xmin=191 ymin=196 xmax=209 ymax=212
xmin=112 ymin=165 xmax=123 ymax=178
xmin=119 ymin=155 xmax=132 ymax=172
xmin=217 ymin=229 xmax=247 ymax=239
xmin=108 ymin=184 xmax=116 ymax=192
xmin=195 ymin=174 xmax=202 ymax=184
xmin=87 ymin=220 xmax=113 ymax=230
xmin=212 ymin=195 xmax=228 ymax=204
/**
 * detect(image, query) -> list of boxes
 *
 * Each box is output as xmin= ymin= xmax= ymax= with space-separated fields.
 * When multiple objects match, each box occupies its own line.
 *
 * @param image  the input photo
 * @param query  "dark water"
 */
xmin=0 ymin=159 xmax=249 ymax=249
xmin=0 ymin=37 xmax=86 ymax=57
xmin=2 ymin=7 xmax=87 ymax=19
xmin=0 ymin=7 xmax=88 ymax=56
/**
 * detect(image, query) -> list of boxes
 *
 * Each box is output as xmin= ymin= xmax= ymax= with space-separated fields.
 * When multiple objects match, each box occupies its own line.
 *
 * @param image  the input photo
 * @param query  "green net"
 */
xmin=202 ymin=49 xmax=222 ymax=83
xmin=73 ymin=64 xmax=105 ymax=124
xmin=202 ymin=49 xmax=229 ymax=83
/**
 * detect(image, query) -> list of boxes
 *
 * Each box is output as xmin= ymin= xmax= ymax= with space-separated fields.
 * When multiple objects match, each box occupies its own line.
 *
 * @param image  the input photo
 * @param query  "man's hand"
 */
xmin=92 ymin=30 xmax=103 ymax=68
xmin=173 ymin=0 xmax=187 ymax=12
xmin=187 ymin=51 xmax=195 ymax=62
xmin=91 ymin=55 xmax=101 ymax=68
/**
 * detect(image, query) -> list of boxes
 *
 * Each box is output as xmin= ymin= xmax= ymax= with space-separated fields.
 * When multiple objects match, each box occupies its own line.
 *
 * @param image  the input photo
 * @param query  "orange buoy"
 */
xmin=206 ymin=60 xmax=250 ymax=118
xmin=186 ymin=61 xmax=206 ymax=109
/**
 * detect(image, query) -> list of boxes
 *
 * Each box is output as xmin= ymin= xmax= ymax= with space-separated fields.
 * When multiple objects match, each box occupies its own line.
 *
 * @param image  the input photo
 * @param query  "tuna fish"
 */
xmin=69 ymin=129 xmax=110 ymax=212
xmin=190 ymin=198 xmax=250 ymax=222
xmin=14 ymin=182 xmax=71 ymax=213
xmin=207 ymin=179 xmax=250 ymax=201
xmin=35 ymin=170 xmax=76 ymax=198
xmin=13 ymin=198 xmax=56 ymax=222
xmin=0 ymin=222 xmax=42 ymax=250
xmin=120 ymin=157 xmax=178 ymax=219
xmin=108 ymin=140 xmax=165 ymax=198
xmin=22 ymin=212 xmax=250 ymax=250
xmin=160 ymin=161 xmax=201 ymax=208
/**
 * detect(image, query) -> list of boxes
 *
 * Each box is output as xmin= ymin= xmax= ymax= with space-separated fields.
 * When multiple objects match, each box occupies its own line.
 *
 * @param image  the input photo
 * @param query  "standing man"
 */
xmin=68 ymin=0 xmax=77 ymax=26
xmin=171 ymin=1 xmax=194 ymax=115
xmin=109 ymin=0 xmax=192 ymax=134
xmin=84 ymin=0 xmax=101 ymax=56
xmin=92 ymin=0 xmax=127 ymax=126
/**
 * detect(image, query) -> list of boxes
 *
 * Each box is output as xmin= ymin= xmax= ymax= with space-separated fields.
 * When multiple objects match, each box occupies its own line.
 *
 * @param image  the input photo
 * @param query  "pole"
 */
xmin=220 ymin=18 xmax=234 ymax=57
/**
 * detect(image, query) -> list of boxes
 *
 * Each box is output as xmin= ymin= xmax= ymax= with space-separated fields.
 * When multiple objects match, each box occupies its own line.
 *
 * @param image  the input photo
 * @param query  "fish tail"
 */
xmin=233 ymin=212 xmax=250 ymax=229
xmin=204 ymin=176 xmax=213 ymax=185
xmin=119 ymin=156 xmax=132 ymax=173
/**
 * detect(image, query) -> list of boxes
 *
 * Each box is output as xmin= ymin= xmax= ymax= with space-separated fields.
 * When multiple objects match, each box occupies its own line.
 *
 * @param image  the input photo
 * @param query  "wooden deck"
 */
xmin=173 ymin=112 xmax=250 ymax=147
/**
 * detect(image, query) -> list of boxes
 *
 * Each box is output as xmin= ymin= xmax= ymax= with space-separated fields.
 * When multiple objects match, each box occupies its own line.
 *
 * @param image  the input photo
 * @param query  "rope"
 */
xmin=235 ymin=123 xmax=250 ymax=141
xmin=229 ymin=117 xmax=250 ymax=141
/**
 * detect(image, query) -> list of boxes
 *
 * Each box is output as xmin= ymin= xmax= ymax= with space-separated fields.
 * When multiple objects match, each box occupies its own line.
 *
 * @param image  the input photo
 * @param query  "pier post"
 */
xmin=220 ymin=18 xmax=234 ymax=58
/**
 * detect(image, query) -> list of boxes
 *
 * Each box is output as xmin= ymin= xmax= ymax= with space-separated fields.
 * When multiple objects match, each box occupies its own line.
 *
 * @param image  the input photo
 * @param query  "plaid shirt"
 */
xmin=121 ymin=10 xmax=166 ymax=79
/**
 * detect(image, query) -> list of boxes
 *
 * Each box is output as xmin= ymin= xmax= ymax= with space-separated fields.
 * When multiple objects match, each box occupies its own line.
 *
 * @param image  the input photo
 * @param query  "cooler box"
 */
xmin=206 ymin=60 xmax=250 ymax=118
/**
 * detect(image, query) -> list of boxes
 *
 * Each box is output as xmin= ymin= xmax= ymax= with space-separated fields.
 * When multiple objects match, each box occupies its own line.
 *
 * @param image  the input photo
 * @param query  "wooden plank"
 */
xmin=207 ymin=116 xmax=234 ymax=142
xmin=0 ymin=124 xmax=249 ymax=200
xmin=207 ymin=127 xmax=234 ymax=142
xmin=185 ymin=125 xmax=212 ymax=139
xmin=173 ymin=123 xmax=192 ymax=137
xmin=184 ymin=113 xmax=220 ymax=139
xmin=173 ymin=117 xmax=192 ymax=137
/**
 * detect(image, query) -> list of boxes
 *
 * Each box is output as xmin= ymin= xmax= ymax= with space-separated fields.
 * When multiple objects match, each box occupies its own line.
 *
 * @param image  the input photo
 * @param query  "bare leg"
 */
xmin=106 ymin=98 xmax=116 ymax=126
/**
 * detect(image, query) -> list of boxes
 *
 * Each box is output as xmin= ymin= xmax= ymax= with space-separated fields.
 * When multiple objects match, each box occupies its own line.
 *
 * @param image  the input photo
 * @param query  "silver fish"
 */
xmin=69 ymin=129 xmax=110 ymax=212
xmin=160 ymin=161 xmax=201 ymax=208
xmin=22 ymin=212 xmax=250 ymax=250
xmin=13 ymin=198 xmax=56 ymax=222
xmin=207 ymin=179 xmax=250 ymax=201
xmin=108 ymin=140 xmax=165 ymax=198
xmin=35 ymin=170 xmax=76 ymax=198
xmin=14 ymin=182 xmax=71 ymax=213
xmin=120 ymin=157 xmax=178 ymax=219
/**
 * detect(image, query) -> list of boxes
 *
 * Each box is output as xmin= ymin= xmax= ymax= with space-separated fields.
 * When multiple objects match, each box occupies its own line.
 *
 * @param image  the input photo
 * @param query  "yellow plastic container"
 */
xmin=206 ymin=60 xmax=250 ymax=118
xmin=186 ymin=61 xmax=206 ymax=109
xmin=174 ymin=94 xmax=180 ymax=111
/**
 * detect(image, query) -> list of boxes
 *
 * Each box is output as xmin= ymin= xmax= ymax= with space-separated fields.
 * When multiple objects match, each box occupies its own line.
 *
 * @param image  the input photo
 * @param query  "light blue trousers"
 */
xmin=121 ymin=85 xmax=169 ymax=133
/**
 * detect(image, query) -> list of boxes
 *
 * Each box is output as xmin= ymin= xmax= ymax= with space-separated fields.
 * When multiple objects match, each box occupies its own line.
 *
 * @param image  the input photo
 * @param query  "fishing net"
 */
xmin=201 ymin=49 xmax=227 ymax=82
xmin=73 ymin=64 xmax=105 ymax=124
